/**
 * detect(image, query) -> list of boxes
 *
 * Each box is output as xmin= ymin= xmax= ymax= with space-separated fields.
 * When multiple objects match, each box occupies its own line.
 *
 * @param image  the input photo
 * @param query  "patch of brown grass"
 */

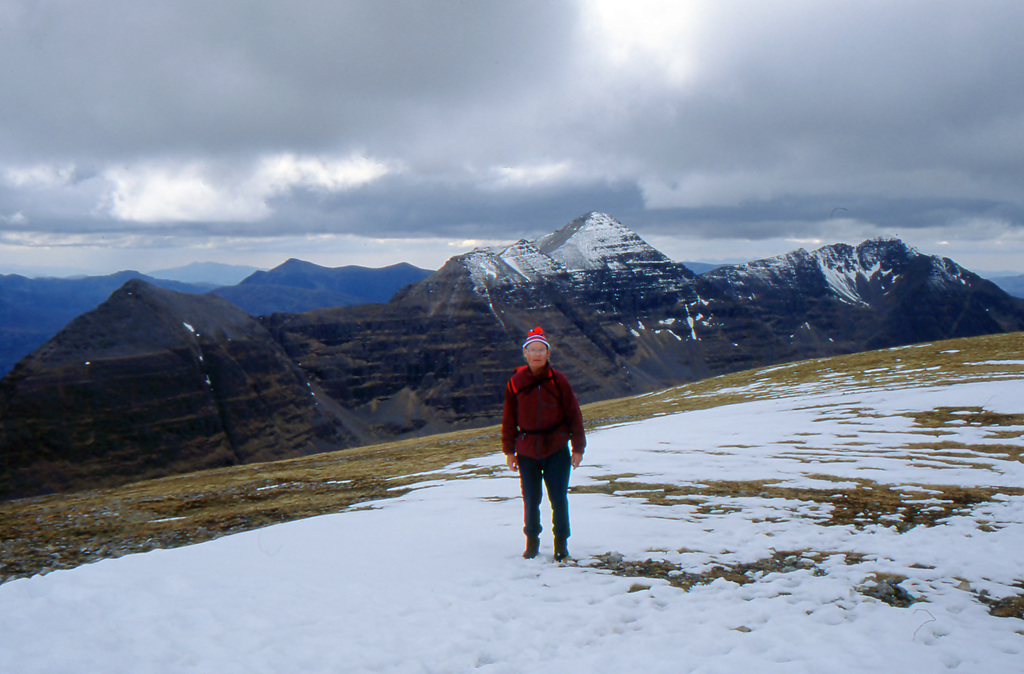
xmin=571 ymin=476 xmax=1024 ymax=532
xmin=589 ymin=549 xmax=830 ymax=592
xmin=982 ymin=585 xmax=1024 ymax=620
xmin=907 ymin=407 xmax=1024 ymax=430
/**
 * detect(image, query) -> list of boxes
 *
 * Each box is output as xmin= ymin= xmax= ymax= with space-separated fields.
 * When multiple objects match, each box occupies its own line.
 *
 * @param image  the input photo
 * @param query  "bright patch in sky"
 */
xmin=104 ymin=154 xmax=392 ymax=223
xmin=583 ymin=0 xmax=700 ymax=84
xmin=254 ymin=153 xmax=392 ymax=194
xmin=2 ymin=163 xmax=76 ymax=189
xmin=105 ymin=162 xmax=267 ymax=223
xmin=492 ymin=161 xmax=575 ymax=188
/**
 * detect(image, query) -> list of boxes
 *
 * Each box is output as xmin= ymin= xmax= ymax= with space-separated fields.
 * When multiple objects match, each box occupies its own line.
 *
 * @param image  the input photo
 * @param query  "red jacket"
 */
xmin=502 ymin=365 xmax=586 ymax=459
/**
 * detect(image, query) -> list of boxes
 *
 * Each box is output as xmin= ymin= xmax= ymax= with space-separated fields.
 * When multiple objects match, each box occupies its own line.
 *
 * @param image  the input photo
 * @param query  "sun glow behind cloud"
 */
xmin=581 ymin=0 xmax=701 ymax=85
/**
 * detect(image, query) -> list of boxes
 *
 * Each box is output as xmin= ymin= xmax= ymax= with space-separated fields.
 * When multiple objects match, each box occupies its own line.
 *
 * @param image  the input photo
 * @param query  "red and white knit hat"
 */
xmin=522 ymin=326 xmax=550 ymax=349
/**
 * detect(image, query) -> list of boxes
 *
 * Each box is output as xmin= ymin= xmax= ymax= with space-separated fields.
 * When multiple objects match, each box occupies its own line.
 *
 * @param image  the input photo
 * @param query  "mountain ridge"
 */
xmin=0 ymin=261 xmax=434 ymax=376
xmin=986 ymin=272 xmax=1024 ymax=299
xmin=3 ymin=212 xmax=1024 ymax=499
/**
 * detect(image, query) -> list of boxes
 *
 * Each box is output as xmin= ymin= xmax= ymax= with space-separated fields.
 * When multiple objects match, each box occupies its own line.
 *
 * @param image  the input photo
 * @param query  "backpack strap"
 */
xmin=507 ymin=365 xmax=528 ymax=395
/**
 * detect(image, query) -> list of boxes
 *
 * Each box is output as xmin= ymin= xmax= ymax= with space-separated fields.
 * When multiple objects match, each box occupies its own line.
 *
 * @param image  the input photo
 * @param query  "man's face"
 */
xmin=524 ymin=344 xmax=549 ymax=371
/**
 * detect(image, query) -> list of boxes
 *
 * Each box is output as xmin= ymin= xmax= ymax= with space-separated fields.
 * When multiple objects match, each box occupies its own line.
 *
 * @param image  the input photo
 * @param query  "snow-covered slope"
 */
xmin=2 ymin=343 xmax=1022 ymax=673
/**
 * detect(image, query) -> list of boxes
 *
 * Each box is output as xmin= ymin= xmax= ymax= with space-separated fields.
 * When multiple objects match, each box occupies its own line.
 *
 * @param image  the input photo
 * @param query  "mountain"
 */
xmin=700 ymin=239 xmax=1024 ymax=351
xmin=0 ymin=271 xmax=212 ymax=377
xmin=0 ymin=280 xmax=367 ymax=500
xmin=270 ymin=213 xmax=1024 ymax=440
xmin=266 ymin=213 xmax=706 ymax=440
xmin=209 ymin=259 xmax=433 ymax=315
xmin=280 ymin=215 xmax=1024 ymax=429
xmin=683 ymin=261 xmax=732 ymax=274
xmin=4 ymin=212 xmax=1024 ymax=499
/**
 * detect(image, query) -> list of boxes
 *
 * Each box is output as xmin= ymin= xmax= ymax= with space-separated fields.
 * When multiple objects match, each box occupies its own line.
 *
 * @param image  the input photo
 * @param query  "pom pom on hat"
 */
xmin=522 ymin=326 xmax=550 ymax=349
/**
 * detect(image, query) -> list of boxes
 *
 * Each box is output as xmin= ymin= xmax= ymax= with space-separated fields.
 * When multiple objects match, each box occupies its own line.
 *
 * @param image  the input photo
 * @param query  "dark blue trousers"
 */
xmin=517 ymin=448 xmax=572 ymax=539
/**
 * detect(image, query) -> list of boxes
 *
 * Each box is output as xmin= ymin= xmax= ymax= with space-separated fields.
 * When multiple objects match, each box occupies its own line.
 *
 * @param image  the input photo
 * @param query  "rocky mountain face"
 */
xmin=265 ymin=213 xmax=706 ymax=439
xmin=0 ymin=271 xmax=214 ymax=378
xmin=700 ymin=239 xmax=1024 ymax=353
xmin=267 ymin=213 xmax=1024 ymax=439
xmin=0 ymin=280 xmax=366 ymax=499
xmin=4 ymin=213 xmax=1024 ymax=500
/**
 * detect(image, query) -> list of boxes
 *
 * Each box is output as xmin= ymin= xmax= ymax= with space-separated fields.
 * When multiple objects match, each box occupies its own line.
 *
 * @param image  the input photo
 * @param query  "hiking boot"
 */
xmin=523 ymin=536 xmax=540 ymax=559
xmin=553 ymin=537 xmax=570 ymax=561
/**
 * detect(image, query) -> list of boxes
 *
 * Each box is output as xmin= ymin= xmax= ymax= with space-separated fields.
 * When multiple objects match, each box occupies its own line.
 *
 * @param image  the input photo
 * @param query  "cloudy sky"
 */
xmin=3 ymin=0 xmax=1024 ymax=277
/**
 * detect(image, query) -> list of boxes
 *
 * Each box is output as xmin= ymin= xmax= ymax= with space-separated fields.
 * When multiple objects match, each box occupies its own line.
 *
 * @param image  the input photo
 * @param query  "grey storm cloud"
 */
xmin=2 ymin=0 xmax=1024 ymax=274
xmin=2 ymin=1 xmax=578 ymax=159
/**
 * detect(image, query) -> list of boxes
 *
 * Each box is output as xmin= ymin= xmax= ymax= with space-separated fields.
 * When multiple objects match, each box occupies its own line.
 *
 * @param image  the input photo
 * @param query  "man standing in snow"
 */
xmin=502 ymin=326 xmax=586 ymax=561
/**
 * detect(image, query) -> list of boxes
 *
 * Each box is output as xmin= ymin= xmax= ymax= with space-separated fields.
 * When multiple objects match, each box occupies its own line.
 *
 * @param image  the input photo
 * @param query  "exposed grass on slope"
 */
xmin=583 ymin=330 xmax=1024 ymax=421
xmin=1 ymin=331 xmax=1021 ymax=585
xmin=571 ymin=476 xmax=1016 ymax=532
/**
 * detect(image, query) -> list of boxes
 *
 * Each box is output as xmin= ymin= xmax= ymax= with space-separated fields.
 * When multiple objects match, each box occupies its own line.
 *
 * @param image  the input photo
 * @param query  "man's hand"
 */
xmin=571 ymin=452 xmax=583 ymax=469
xmin=506 ymin=453 xmax=517 ymax=471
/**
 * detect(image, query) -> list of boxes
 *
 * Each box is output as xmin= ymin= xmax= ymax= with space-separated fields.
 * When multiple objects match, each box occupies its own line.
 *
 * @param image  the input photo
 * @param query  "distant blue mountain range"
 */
xmin=147 ymin=262 xmax=260 ymax=286
xmin=0 ymin=260 xmax=432 ymax=376
xmin=987 ymin=273 xmax=1024 ymax=299
xmin=210 ymin=259 xmax=432 ymax=315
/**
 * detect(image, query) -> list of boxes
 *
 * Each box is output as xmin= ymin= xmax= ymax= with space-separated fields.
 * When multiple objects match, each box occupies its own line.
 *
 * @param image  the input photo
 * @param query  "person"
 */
xmin=502 ymin=326 xmax=586 ymax=561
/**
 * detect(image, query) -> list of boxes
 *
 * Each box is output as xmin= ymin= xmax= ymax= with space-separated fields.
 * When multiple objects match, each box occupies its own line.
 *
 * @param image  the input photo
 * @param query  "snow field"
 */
xmin=1 ymin=380 xmax=1022 ymax=672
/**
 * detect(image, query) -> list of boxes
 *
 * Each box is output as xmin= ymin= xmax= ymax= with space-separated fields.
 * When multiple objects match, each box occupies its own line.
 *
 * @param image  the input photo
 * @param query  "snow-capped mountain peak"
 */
xmin=535 ymin=212 xmax=669 ymax=272
xmin=460 ymin=212 xmax=679 ymax=293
